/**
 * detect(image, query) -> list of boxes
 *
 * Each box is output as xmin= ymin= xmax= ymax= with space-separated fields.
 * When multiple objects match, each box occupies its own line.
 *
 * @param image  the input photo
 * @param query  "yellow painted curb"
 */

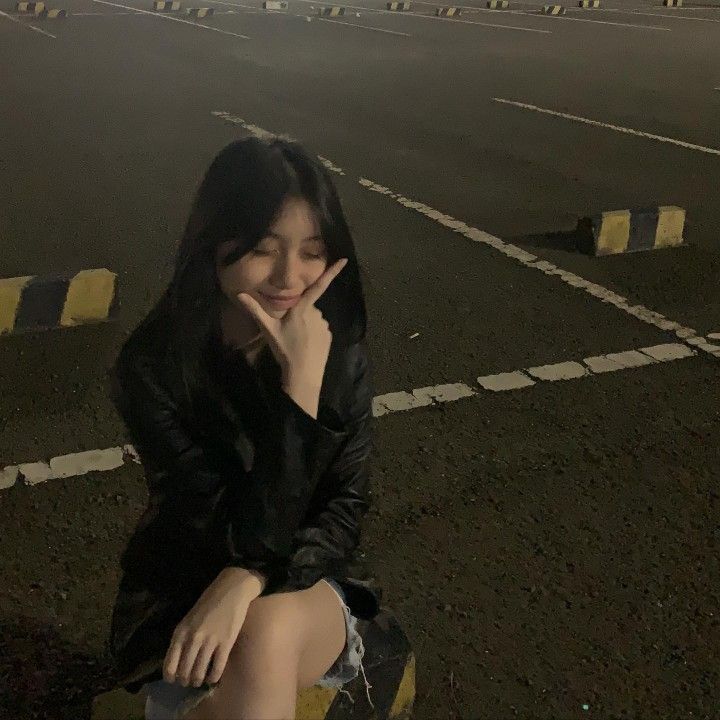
xmin=436 ymin=5 xmax=461 ymax=15
xmin=0 ymin=276 xmax=33 ymax=335
xmin=318 ymin=5 xmax=345 ymax=15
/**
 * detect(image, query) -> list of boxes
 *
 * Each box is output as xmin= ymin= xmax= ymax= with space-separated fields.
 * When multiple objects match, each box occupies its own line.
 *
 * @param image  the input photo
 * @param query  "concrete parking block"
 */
xmin=541 ymin=5 xmax=565 ymax=14
xmin=187 ymin=6 xmax=214 ymax=15
xmin=487 ymin=0 xmax=509 ymax=7
xmin=578 ymin=0 xmax=599 ymax=6
xmin=477 ymin=371 xmax=535 ymax=392
xmin=581 ymin=206 xmax=685 ymax=256
xmin=436 ymin=6 xmax=461 ymax=15
xmin=262 ymin=0 xmax=287 ymax=8
xmin=318 ymin=5 xmax=345 ymax=15
xmin=153 ymin=0 xmax=181 ymax=10
xmin=0 ymin=269 xmax=117 ymax=336
xmin=526 ymin=361 xmax=589 ymax=381
xmin=16 ymin=1 xmax=44 ymax=12
xmin=387 ymin=1 xmax=411 ymax=9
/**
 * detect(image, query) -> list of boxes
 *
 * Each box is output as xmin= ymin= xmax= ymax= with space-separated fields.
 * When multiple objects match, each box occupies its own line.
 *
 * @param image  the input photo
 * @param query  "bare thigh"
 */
xmin=183 ymin=579 xmax=346 ymax=718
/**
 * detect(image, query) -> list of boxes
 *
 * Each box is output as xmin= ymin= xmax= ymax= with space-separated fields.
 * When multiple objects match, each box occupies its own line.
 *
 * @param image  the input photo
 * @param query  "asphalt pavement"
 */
xmin=1 ymin=0 xmax=719 ymax=717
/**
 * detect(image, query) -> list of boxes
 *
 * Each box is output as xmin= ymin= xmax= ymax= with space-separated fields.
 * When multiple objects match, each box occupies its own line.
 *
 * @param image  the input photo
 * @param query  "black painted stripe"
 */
xmin=15 ymin=276 xmax=69 ymax=331
xmin=628 ymin=208 xmax=659 ymax=252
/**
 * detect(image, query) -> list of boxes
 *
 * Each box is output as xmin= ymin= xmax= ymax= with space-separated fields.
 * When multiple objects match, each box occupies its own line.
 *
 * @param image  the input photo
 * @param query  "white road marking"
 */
xmin=588 ymin=7 xmax=720 ymax=23
xmin=1 ymin=341 xmax=702 ymax=488
xmin=93 ymin=0 xmax=252 ymax=37
xmin=318 ymin=16 xmax=412 ymax=35
xmin=0 ymin=8 xmax=57 ymax=37
xmin=521 ymin=13 xmax=671 ymax=30
xmin=317 ymin=155 xmax=346 ymax=174
xmin=526 ymin=361 xmax=589 ymax=381
xmin=359 ymin=177 xmax=720 ymax=358
xmin=493 ymin=98 xmax=720 ymax=157
xmin=708 ymin=332 xmax=720 ymax=340
xmin=289 ymin=0 xmax=552 ymax=32
xmin=505 ymin=6 xmax=671 ymax=29
xmin=213 ymin=112 xmax=350 ymax=173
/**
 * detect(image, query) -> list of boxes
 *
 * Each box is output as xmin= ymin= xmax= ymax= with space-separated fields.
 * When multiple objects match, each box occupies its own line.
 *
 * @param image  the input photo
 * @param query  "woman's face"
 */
xmin=215 ymin=196 xmax=329 ymax=320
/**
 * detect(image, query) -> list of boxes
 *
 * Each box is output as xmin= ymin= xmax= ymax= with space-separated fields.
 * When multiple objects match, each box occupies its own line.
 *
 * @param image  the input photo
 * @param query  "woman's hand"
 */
xmin=162 ymin=569 xmax=259 ymax=688
xmin=237 ymin=258 xmax=349 ymax=388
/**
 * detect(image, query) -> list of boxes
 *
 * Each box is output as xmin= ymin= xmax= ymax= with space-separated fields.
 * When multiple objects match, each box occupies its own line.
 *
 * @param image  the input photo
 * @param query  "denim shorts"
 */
xmin=143 ymin=578 xmax=374 ymax=719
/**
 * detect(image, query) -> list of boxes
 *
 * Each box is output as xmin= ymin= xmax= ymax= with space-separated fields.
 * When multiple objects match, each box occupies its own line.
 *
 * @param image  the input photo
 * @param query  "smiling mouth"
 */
xmin=261 ymin=293 xmax=301 ymax=301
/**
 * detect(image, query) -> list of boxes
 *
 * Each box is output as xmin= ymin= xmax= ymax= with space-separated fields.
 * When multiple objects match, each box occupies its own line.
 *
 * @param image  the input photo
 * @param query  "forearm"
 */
xmin=216 ymin=566 xmax=267 ymax=601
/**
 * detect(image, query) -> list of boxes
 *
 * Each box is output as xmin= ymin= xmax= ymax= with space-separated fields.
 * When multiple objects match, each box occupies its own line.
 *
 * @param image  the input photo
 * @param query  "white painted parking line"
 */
xmin=0 ymin=341 xmax=702 ymax=489
xmin=588 ymin=7 xmax=720 ymax=23
xmin=317 ymin=155 xmax=346 ymax=174
xmin=93 ymin=0 xmax=252 ymax=37
xmin=513 ymin=9 xmax=671 ymax=29
xmin=319 ymin=16 xmax=412 ymax=35
xmin=289 ymin=0 xmax=552 ymax=33
xmin=359 ymin=177 xmax=720 ymax=357
xmin=493 ymin=98 xmax=720 ymax=157
xmin=0 ymin=8 xmax=56 ymax=37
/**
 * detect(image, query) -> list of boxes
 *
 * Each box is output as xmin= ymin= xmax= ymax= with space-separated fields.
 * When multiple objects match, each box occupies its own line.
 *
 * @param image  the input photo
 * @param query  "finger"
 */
xmin=190 ymin=640 xmax=217 ymax=687
xmin=177 ymin=637 xmax=204 ymax=686
xmin=205 ymin=643 xmax=232 ymax=686
xmin=296 ymin=258 xmax=348 ymax=310
xmin=163 ymin=638 xmax=184 ymax=684
xmin=237 ymin=293 xmax=273 ymax=335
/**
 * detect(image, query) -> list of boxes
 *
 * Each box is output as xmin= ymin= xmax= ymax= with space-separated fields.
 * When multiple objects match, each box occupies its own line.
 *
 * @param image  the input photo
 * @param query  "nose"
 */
xmin=268 ymin=253 xmax=303 ymax=292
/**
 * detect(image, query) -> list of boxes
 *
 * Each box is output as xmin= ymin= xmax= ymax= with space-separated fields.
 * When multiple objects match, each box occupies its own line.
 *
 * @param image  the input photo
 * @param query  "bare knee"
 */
xmin=228 ymin=596 xmax=301 ymax=679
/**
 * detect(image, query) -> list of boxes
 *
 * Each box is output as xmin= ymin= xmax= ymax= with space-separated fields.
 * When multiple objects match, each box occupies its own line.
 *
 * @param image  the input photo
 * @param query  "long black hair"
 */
xmin=120 ymin=136 xmax=368 ymax=422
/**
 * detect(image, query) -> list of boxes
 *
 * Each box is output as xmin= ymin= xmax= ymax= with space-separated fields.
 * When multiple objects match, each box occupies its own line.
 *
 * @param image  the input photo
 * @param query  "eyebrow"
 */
xmin=265 ymin=232 xmax=323 ymax=243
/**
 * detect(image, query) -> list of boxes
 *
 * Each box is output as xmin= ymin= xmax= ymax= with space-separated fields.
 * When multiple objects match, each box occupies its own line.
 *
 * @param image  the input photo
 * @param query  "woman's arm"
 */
xmin=111 ymin=347 xmax=353 ymax=589
xmin=249 ymin=341 xmax=375 ymax=596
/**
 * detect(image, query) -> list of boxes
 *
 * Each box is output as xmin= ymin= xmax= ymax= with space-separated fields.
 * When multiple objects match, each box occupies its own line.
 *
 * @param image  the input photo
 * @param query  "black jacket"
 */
xmin=106 ymin=313 xmax=382 ymax=693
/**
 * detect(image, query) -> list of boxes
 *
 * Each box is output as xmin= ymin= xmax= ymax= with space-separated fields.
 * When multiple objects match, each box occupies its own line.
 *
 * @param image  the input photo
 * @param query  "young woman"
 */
xmin=107 ymin=137 xmax=383 ymax=719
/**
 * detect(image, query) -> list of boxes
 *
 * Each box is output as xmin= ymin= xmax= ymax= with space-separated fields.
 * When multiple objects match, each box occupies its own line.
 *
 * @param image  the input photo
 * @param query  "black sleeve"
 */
xmin=225 ymin=341 xmax=375 ymax=596
xmin=111 ymin=349 xmax=352 ymax=586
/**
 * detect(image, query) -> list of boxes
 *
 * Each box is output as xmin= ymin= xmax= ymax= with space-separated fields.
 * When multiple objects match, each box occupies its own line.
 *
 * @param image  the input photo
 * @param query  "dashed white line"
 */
xmin=359 ymin=177 xmax=720 ymax=358
xmin=317 ymin=155 xmax=346 ymax=175
xmin=591 ymin=7 xmax=720 ymax=23
xmin=318 ymin=16 xmax=412 ymax=35
xmin=493 ymin=98 xmax=720 ymax=157
xmin=0 ymin=8 xmax=57 ymax=37
xmin=0 ymin=342 xmax=703 ymax=489
xmin=93 ymin=0 xmax=252 ymax=37
xmin=516 ymin=10 xmax=671 ymax=29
